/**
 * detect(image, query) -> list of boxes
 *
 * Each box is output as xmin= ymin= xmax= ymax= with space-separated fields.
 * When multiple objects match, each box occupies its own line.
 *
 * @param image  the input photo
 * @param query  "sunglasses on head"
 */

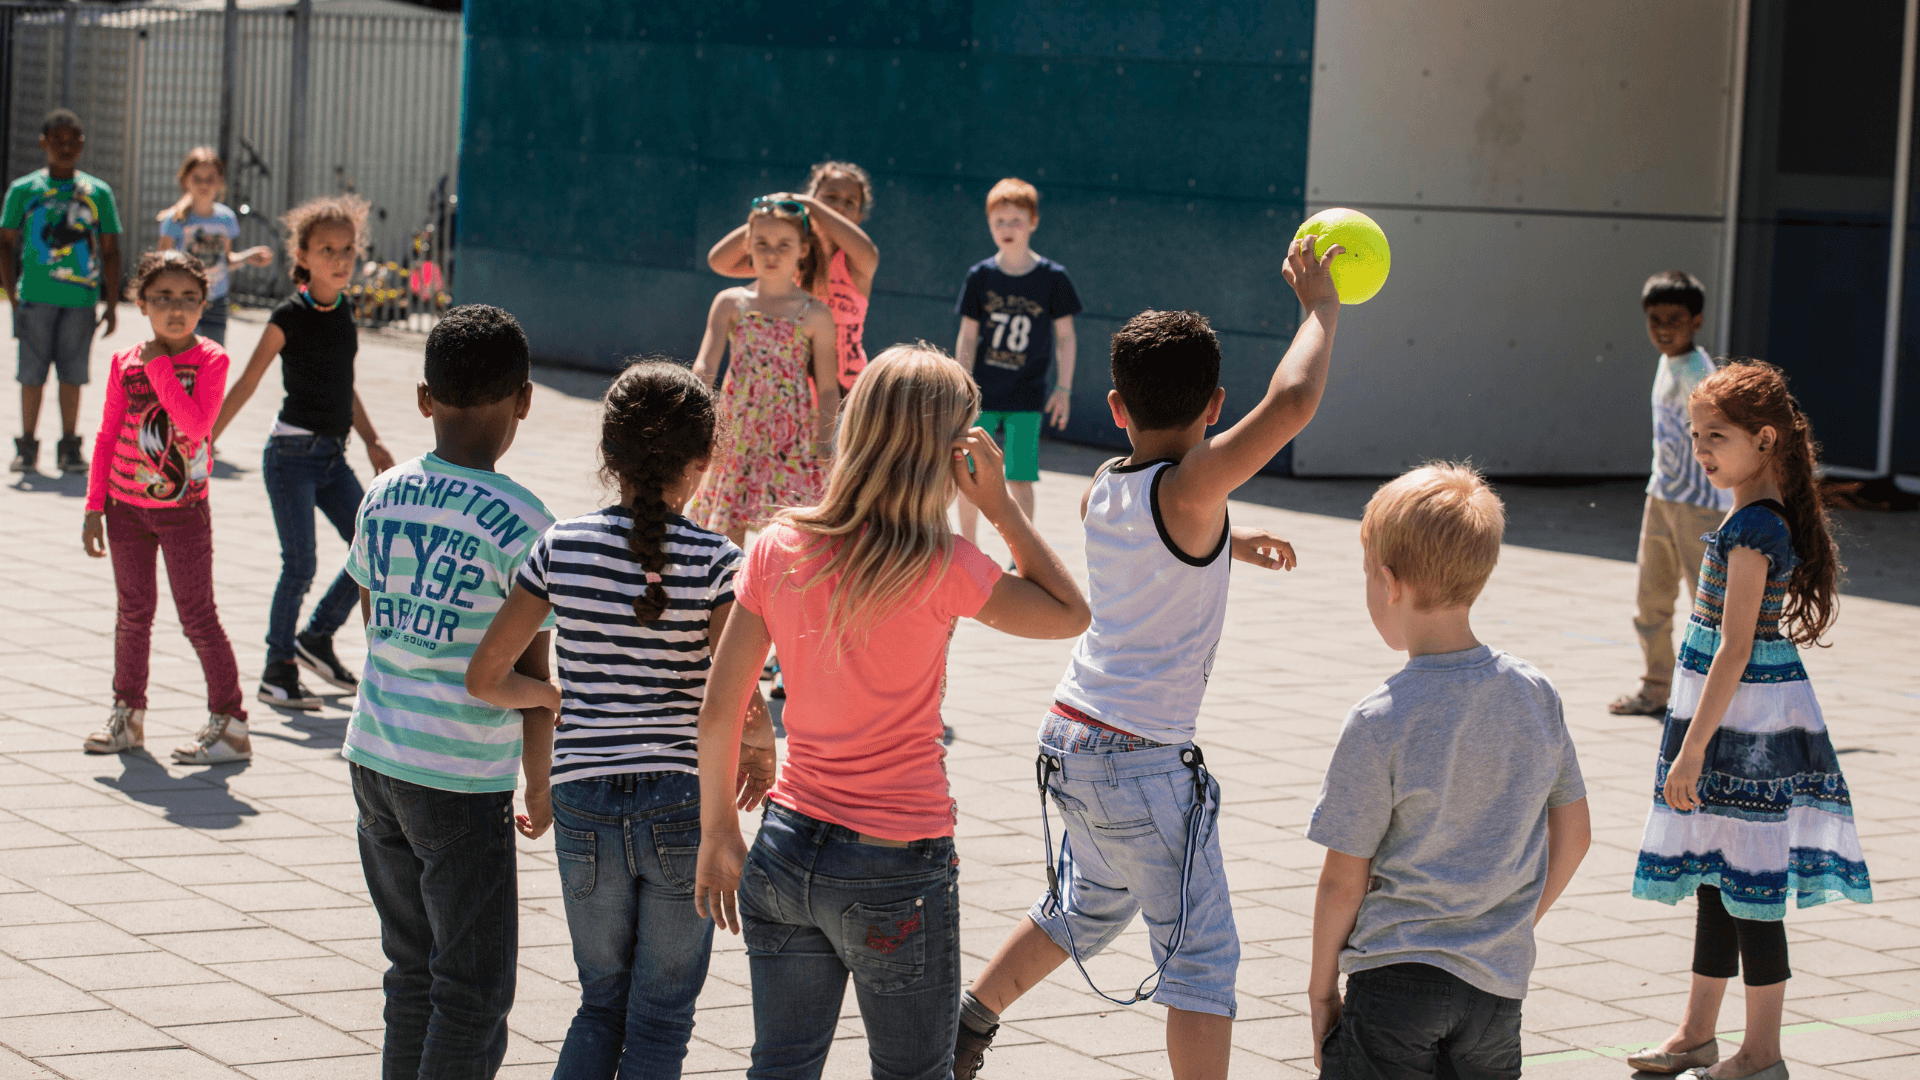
xmin=750 ymin=196 xmax=810 ymax=231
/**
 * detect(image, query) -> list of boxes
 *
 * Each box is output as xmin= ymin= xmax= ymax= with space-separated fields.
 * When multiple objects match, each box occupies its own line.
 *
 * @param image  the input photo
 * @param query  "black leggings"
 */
xmin=1692 ymin=885 xmax=1791 ymax=986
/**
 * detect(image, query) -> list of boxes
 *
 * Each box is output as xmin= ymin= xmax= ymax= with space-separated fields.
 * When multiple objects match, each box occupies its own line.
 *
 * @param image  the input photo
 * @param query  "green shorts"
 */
xmin=978 ymin=410 xmax=1042 ymax=482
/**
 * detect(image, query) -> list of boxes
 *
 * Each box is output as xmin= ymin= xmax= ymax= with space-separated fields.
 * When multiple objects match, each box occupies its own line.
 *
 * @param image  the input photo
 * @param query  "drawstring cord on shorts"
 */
xmin=1035 ymin=744 xmax=1215 ymax=1006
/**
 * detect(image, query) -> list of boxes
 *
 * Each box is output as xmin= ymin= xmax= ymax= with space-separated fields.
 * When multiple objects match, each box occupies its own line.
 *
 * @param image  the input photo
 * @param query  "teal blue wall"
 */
xmin=457 ymin=1 xmax=1315 ymax=455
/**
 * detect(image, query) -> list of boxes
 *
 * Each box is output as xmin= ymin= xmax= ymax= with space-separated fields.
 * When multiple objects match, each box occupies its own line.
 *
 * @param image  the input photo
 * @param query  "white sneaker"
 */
xmin=83 ymin=702 xmax=145 ymax=754
xmin=172 ymin=714 xmax=252 ymax=764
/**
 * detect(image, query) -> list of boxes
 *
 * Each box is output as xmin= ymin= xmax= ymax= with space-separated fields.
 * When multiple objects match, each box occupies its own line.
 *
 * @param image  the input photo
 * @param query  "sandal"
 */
xmin=1608 ymin=690 xmax=1668 ymax=717
xmin=83 ymin=702 xmax=145 ymax=754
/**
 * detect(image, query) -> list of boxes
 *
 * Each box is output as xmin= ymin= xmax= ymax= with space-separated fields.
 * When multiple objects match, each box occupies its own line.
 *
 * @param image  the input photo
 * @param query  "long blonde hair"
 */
xmin=774 ymin=343 xmax=980 ymax=647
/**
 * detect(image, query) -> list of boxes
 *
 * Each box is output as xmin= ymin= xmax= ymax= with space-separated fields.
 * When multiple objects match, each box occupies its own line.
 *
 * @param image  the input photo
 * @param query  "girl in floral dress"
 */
xmin=706 ymin=161 xmax=879 ymax=392
xmin=689 ymin=197 xmax=840 ymax=547
xmin=1629 ymin=361 xmax=1870 ymax=1080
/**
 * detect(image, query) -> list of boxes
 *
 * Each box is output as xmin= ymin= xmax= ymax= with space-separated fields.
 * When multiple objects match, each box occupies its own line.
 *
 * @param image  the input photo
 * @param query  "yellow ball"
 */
xmin=1294 ymin=208 xmax=1391 ymax=305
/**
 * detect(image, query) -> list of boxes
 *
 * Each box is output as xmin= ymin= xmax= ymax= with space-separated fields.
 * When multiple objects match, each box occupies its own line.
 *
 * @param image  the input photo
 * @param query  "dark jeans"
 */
xmin=1694 ymin=885 xmax=1791 ymax=986
xmin=264 ymin=433 xmax=363 ymax=663
xmin=352 ymin=764 xmax=518 ymax=1080
xmin=552 ymin=772 xmax=714 ymax=1080
xmin=739 ymin=803 xmax=960 ymax=1080
xmin=1320 ymin=963 xmax=1522 ymax=1080
xmin=105 ymin=499 xmax=245 ymax=717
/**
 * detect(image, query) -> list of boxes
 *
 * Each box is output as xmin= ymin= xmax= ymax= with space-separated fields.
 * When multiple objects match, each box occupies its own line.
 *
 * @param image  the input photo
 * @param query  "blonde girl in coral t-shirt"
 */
xmin=691 ymin=343 xmax=1089 ymax=1078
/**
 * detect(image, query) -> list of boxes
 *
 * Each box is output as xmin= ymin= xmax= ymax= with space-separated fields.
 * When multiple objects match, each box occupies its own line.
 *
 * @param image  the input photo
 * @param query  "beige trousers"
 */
xmin=1633 ymin=495 xmax=1728 ymax=698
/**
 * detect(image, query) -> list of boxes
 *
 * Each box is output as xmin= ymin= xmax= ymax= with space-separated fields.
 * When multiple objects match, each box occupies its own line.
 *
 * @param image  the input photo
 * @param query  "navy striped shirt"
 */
xmin=516 ymin=508 xmax=742 ymax=783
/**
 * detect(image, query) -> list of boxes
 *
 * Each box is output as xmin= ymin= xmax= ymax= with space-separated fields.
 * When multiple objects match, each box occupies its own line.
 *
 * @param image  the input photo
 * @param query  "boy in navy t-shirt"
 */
xmin=953 ymin=177 xmax=1081 ymax=547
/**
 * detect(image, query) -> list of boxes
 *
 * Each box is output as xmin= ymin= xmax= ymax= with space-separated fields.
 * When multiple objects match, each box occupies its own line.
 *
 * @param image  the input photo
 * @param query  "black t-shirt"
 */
xmin=954 ymin=256 xmax=1083 ymax=412
xmin=268 ymin=293 xmax=358 ymax=436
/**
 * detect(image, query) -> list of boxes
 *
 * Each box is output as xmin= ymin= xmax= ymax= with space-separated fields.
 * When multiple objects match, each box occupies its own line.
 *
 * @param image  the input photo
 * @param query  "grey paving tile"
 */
xmin=207 ymin=956 xmax=382 ymax=996
xmin=100 ymin=982 xmax=296 ymax=1027
xmin=28 ymin=950 xmax=225 ymax=992
xmin=82 ymin=898 xmax=262 ymax=935
xmin=0 ymin=919 xmax=155 ymax=960
xmin=0 ymin=1009 xmax=178 ymax=1056
xmin=234 ymin=1056 xmax=383 ymax=1080
xmin=165 ymin=1016 xmax=374 ymax=1065
xmin=35 ymin=1048 xmax=246 ymax=1079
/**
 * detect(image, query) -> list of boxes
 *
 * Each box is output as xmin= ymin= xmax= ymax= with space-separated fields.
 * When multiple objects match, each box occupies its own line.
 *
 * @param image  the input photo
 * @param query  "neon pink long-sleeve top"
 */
xmin=85 ymin=339 xmax=230 ymax=512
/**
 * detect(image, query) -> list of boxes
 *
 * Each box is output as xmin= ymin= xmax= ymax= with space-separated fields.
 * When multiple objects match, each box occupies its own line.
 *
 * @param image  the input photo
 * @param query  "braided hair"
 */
xmin=598 ymin=360 xmax=721 ymax=625
xmin=1691 ymin=360 xmax=1842 ymax=646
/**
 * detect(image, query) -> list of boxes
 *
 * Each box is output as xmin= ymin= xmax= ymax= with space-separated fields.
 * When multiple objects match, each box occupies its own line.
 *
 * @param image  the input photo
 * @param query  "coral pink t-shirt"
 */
xmin=736 ymin=522 xmax=1001 ymax=841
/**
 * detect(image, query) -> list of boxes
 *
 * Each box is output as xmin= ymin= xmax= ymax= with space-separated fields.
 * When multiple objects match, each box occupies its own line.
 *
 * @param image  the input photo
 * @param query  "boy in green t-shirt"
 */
xmin=0 ymin=109 xmax=122 ymax=475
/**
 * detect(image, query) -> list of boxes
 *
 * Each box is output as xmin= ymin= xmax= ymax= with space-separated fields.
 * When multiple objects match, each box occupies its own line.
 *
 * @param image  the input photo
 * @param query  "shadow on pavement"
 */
xmin=95 ymin=748 xmax=258 ymax=828
xmin=250 ymin=702 xmax=349 ymax=752
xmin=1037 ymin=439 xmax=1920 ymax=607
xmin=8 ymin=469 xmax=87 ymax=497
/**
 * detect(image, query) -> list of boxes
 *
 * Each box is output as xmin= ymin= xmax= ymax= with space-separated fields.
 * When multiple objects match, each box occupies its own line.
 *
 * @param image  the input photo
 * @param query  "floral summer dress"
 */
xmin=689 ymin=306 xmax=825 ymax=535
xmin=1632 ymin=500 xmax=1872 ymax=920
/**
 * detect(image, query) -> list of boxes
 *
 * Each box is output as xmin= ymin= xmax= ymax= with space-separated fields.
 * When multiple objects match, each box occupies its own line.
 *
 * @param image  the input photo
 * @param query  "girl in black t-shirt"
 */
xmin=211 ymin=195 xmax=394 ymax=710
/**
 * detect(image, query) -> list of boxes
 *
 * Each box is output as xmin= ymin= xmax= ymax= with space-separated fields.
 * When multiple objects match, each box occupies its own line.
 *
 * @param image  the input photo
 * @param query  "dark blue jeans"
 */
xmin=739 ymin=803 xmax=960 ymax=1080
xmin=352 ymin=764 xmax=518 ymax=1080
xmin=1320 ymin=963 xmax=1522 ymax=1080
xmin=552 ymin=772 xmax=714 ymax=1080
xmin=264 ymin=433 xmax=363 ymax=663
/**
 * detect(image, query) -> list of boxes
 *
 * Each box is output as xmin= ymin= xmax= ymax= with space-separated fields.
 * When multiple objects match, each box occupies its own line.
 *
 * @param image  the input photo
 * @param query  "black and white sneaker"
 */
xmin=295 ymin=632 xmax=359 ymax=691
xmin=258 ymin=659 xmax=323 ymax=710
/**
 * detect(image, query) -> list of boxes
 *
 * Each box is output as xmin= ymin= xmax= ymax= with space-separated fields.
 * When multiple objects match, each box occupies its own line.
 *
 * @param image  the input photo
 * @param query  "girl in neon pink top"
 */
xmin=79 ymin=250 xmax=248 ymax=765
xmin=690 ymin=344 xmax=1090 ymax=1077
xmin=707 ymin=161 xmax=878 ymax=391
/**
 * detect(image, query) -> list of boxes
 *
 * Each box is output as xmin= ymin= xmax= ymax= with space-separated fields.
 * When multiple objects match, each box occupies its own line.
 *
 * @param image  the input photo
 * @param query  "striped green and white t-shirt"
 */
xmin=343 ymin=453 xmax=556 ymax=792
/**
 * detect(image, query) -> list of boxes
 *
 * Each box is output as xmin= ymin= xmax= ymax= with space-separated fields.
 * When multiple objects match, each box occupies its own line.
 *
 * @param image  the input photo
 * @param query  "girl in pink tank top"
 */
xmin=706 ymin=161 xmax=878 ymax=391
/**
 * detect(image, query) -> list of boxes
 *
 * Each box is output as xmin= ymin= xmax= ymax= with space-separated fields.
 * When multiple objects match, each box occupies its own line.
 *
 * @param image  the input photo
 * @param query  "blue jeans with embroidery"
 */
xmin=263 ymin=433 xmax=363 ymax=663
xmin=738 ymin=802 xmax=960 ymax=1080
xmin=551 ymin=772 xmax=714 ymax=1080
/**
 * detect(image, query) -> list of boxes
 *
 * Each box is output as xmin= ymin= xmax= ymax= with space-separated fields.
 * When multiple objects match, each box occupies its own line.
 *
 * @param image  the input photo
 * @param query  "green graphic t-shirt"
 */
xmin=344 ymin=454 xmax=557 ymax=793
xmin=1 ymin=169 xmax=121 ymax=307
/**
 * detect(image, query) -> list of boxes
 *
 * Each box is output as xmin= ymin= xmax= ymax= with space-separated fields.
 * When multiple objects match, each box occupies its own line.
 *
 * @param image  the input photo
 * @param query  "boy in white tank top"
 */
xmin=953 ymin=236 xmax=1346 ymax=1080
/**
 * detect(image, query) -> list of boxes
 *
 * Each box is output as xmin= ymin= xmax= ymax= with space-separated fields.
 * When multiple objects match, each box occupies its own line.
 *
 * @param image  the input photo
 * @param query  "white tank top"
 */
xmin=1052 ymin=459 xmax=1231 ymax=744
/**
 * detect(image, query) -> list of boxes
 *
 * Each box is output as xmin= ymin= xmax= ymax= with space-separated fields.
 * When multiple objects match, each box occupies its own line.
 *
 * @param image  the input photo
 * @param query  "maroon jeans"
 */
xmin=105 ymin=499 xmax=246 ymax=718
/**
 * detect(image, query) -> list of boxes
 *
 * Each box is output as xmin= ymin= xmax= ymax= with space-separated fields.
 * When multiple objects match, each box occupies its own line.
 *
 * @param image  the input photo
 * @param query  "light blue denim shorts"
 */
xmin=1027 ymin=712 xmax=1239 ymax=1017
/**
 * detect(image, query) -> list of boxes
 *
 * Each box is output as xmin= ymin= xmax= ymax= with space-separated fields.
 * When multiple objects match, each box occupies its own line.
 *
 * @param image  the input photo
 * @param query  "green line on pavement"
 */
xmin=1520 ymin=1007 xmax=1920 ymax=1069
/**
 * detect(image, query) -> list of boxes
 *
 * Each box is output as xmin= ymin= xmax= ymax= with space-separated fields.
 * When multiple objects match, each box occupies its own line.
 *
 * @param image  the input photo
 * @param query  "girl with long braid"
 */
xmin=466 ymin=359 xmax=773 ymax=1079
xmin=1628 ymin=361 xmax=1870 ymax=1080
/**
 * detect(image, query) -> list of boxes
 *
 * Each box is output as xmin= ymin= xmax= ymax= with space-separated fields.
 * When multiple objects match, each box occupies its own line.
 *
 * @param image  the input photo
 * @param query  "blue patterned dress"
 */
xmin=1632 ymin=501 xmax=1872 ymax=920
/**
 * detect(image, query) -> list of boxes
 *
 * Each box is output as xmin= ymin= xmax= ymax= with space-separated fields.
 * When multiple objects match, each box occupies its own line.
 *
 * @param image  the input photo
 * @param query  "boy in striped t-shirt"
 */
xmin=344 ymin=305 xmax=554 ymax=1078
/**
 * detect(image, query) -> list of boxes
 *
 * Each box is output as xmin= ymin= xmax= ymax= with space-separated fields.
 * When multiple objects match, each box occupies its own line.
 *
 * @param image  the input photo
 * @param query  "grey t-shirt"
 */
xmin=1307 ymin=645 xmax=1585 ymax=1000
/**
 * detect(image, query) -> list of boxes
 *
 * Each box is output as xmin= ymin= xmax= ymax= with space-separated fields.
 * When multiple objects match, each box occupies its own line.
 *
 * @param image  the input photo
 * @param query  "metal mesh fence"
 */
xmin=1 ymin=1 xmax=459 ymax=330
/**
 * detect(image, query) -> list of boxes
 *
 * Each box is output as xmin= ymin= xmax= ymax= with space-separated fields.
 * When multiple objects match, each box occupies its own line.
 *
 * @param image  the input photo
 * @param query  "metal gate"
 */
xmin=1 ymin=0 xmax=460 ymax=330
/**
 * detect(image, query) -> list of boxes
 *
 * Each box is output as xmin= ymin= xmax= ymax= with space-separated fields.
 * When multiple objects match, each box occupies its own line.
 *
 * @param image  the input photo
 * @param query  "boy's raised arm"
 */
xmin=1162 ymin=236 xmax=1342 ymax=513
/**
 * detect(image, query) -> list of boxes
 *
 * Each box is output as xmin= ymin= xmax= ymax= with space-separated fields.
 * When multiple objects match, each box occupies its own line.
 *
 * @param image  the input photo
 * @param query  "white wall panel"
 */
xmin=1296 ymin=0 xmax=1741 ymax=474
xmin=1290 ymin=208 xmax=1724 ymax=475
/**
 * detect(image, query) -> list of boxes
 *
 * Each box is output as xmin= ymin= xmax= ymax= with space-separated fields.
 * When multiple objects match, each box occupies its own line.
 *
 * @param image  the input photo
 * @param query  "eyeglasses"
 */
xmin=144 ymin=295 xmax=205 ymax=311
xmin=750 ymin=196 xmax=810 ymax=231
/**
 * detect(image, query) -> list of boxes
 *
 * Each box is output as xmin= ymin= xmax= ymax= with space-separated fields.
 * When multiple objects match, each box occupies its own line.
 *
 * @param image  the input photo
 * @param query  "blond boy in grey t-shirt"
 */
xmin=1307 ymin=464 xmax=1591 ymax=1079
